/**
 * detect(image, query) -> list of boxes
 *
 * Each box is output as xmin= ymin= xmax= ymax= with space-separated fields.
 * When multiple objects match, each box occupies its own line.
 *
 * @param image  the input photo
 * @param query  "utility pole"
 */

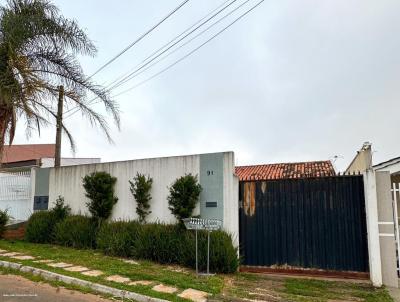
xmin=54 ymin=85 xmax=64 ymax=168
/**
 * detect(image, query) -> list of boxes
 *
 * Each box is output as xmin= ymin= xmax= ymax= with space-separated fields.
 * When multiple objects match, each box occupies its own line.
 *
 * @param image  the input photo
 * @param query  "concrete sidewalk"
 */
xmin=0 ymin=260 xmax=168 ymax=302
xmin=0 ymin=275 xmax=111 ymax=302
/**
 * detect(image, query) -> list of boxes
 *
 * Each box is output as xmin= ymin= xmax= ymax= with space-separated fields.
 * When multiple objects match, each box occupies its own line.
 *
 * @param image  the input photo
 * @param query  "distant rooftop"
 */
xmin=235 ymin=160 xmax=335 ymax=181
xmin=374 ymin=156 xmax=400 ymax=169
xmin=1 ymin=144 xmax=55 ymax=164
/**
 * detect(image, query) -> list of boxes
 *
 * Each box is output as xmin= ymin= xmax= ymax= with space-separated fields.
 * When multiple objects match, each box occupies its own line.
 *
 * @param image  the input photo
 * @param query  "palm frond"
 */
xmin=0 ymin=0 xmax=120 ymax=157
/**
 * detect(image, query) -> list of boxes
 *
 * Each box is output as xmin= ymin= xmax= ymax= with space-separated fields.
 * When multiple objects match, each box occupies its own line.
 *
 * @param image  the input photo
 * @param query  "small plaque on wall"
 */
xmin=205 ymin=201 xmax=218 ymax=208
xmin=33 ymin=196 xmax=49 ymax=211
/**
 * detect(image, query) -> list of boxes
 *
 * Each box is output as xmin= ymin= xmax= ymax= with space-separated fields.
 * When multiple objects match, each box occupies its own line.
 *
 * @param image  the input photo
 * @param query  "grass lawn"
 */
xmin=219 ymin=272 xmax=393 ymax=302
xmin=0 ymin=240 xmax=394 ymax=302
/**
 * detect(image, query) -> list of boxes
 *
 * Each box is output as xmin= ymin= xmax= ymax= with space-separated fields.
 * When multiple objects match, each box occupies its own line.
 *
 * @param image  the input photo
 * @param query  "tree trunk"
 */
xmin=0 ymin=110 xmax=7 ymax=169
xmin=0 ymin=105 xmax=15 ymax=169
xmin=54 ymin=85 xmax=64 ymax=168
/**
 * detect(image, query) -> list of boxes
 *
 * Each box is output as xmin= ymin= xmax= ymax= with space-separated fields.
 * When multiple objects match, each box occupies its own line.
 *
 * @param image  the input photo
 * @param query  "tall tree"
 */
xmin=0 ymin=0 xmax=120 ymax=161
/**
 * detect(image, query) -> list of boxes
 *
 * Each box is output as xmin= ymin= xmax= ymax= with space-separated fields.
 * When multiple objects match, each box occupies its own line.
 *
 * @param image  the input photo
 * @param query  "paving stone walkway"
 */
xmin=179 ymin=288 xmax=209 ymax=302
xmin=64 ymin=266 xmax=90 ymax=272
xmin=129 ymin=280 xmax=154 ymax=286
xmin=33 ymin=259 xmax=54 ymax=263
xmin=105 ymin=275 xmax=130 ymax=284
xmin=152 ymin=284 xmax=178 ymax=294
xmin=1 ymin=252 xmax=21 ymax=257
xmin=0 ymin=251 xmax=211 ymax=301
xmin=120 ymin=259 xmax=139 ymax=265
xmin=81 ymin=270 xmax=104 ymax=277
xmin=47 ymin=262 xmax=74 ymax=268
xmin=11 ymin=255 xmax=35 ymax=260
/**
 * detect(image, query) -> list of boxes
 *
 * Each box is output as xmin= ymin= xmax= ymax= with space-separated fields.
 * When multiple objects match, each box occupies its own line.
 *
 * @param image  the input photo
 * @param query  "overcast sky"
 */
xmin=11 ymin=0 xmax=400 ymax=171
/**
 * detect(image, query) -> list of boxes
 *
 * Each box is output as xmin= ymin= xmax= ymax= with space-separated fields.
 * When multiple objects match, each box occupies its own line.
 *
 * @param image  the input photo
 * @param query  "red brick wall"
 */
xmin=2 ymin=224 xmax=26 ymax=240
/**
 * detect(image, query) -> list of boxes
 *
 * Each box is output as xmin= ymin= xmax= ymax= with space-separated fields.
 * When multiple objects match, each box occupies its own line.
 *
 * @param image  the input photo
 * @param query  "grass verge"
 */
xmin=0 ymin=240 xmax=394 ymax=302
xmin=216 ymin=272 xmax=394 ymax=302
xmin=282 ymin=278 xmax=393 ymax=302
xmin=0 ymin=240 xmax=220 ymax=301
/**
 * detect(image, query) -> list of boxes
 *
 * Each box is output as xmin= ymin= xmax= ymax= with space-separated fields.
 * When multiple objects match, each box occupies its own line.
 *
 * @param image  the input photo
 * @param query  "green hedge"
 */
xmin=25 ymin=211 xmax=59 ymax=243
xmin=97 ymin=221 xmax=239 ymax=273
xmin=53 ymin=215 xmax=97 ymax=249
xmin=96 ymin=220 xmax=141 ymax=257
xmin=25 ymin=212 xmax=239 ymax=273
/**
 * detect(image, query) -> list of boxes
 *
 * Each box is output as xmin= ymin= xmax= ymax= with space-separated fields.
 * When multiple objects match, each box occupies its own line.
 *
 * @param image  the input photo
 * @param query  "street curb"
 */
xmin=0 ymin=260 xmax=168 ymax=302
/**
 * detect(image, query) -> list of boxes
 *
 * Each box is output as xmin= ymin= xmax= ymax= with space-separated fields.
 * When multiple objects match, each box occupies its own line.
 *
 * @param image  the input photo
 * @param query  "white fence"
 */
xmin=391 ymin=182 xmax=400 ymax=275
xmin=0 ymin=171 xmax=32 ymax=220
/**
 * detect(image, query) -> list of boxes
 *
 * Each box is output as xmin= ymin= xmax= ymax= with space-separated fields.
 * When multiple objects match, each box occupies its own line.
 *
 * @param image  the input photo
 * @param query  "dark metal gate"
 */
xmin=239 ymin=176 xmax=369 ymax=272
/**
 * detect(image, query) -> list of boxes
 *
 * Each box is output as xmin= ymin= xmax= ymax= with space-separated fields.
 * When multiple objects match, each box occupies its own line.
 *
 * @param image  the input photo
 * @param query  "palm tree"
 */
xmin=0 ymin=0 xmax=120 ymax=162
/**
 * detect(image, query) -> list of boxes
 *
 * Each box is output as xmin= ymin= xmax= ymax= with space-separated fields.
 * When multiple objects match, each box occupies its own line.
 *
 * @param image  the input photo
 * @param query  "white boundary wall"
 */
xmin=48 ymin=152 xmax=238 ymax=238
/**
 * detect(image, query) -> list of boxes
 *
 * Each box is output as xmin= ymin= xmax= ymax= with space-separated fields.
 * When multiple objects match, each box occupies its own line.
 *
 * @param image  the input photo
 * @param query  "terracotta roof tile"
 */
xmin=1 ymin=144 xmax=55 ymax=164
xmin=235 ymin=160 xmax=335 ymax=181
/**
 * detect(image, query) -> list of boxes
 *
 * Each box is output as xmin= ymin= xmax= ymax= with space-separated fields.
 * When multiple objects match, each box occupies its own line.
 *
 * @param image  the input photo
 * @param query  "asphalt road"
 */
xmin=0 ymin=274 xmax=113 ymax=302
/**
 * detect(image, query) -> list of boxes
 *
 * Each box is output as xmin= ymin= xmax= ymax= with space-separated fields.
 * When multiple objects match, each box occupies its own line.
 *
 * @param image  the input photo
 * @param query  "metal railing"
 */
xmin=0 ymin=171 xmax=31 ymax=201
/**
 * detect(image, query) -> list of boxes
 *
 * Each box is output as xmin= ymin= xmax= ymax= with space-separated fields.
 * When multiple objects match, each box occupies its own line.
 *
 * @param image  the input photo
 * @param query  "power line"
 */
xmin=104 ymin=0 xmax=233 ymax=90
xmin=64 ymin=0 xmax=237 ymax=118
xmin=65 ymin=0 xmax=264 ymax=119
xmin=107 ymin=0 xmax=239 ymax=91
xmin=111 ymin=0 xmax=252 ymax=91
xmin=89 ymin=0 xmax=191 ymax=78
xmin=108 ymin=0 xmax=266 ymax=98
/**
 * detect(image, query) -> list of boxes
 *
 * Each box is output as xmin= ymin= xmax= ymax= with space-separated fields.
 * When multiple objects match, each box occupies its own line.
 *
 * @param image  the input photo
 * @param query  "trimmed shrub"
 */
xmin=53 ymin=215 xmax=97 ymax=249
xmin=168 ymin=174 xmax=202 ymax=224
xmin=97 ymin=220 xmax=141 ymax=257
xmin=135 ymin=224 xmax=189 ymax=264
xmin=52 ymin=196 xmax=71 ymax=221
xmin=95 ymin=221 xmax=239 ymax=273
xmin=83 ymin=171 xmax=118 ymax=222
xmin=196 ymin=231 xmax=239 ymax=274
xmin=129 ymin=173 xmax=153 ymax=223
xmin=132 ymin=223 xmax=238 ymax=273
xmin=0 ymin=209 xmax=10 ymax=238
xmin=25 ymin=211 xmax=58 ymax=243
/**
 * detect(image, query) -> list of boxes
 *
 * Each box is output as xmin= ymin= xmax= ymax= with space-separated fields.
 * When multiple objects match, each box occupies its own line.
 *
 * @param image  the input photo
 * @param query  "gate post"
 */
xmin=375 ymin=171 xmax=398 ymax=288
xmin=30 ymin=167 xmax=37 ymax=217
xmin=363 ymin=170 xmax=383 ymax=287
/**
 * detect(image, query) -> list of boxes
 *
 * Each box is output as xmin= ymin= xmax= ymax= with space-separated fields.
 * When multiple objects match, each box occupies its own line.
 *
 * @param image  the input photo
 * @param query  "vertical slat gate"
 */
xmin=239 ymin=176 xmax=369 ymax=272
xmin=0 ymin=171 xmax=32 ymax=220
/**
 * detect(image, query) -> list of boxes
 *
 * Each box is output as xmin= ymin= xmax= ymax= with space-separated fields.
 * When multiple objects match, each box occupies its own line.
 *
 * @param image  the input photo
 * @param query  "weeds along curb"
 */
xmin=0 ymin=260 xmax=168 ymax=302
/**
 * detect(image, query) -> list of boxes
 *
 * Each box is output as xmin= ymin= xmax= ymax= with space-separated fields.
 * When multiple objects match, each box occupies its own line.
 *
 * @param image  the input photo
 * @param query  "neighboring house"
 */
xmin=345 ymin=142 xmax=373 ymax=174
xmin=1 ymin=144 xmax=101 ymax=170
xmin=235 ymin=160 xmax=336 ymax=181
xmin=0 ymin=144 xmax=101 ymax=220
xmin=374 ymin=157 xmax=400 ymax=184
xmin=345 ymin=142 xmax=400 ymax=183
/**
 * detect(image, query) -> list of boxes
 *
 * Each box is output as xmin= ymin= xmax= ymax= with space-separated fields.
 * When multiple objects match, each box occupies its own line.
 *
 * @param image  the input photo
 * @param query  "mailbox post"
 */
xmin=183 ymin=218 xmax=222 ymax=275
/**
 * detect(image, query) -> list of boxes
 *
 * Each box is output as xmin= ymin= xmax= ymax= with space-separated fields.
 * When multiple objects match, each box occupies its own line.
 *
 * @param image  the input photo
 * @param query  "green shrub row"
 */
xmin=25 ymin=211 xmax=59 ymax=243
xmin=97 ymin=221 xmax=239 ymax=273
xmin=53 ymin=215 xmax=97 ymax=249
xmin=25 ymin=214 xmax=239 ymax=273
xmin=25 ymin=196 xmax=71 ymax=244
